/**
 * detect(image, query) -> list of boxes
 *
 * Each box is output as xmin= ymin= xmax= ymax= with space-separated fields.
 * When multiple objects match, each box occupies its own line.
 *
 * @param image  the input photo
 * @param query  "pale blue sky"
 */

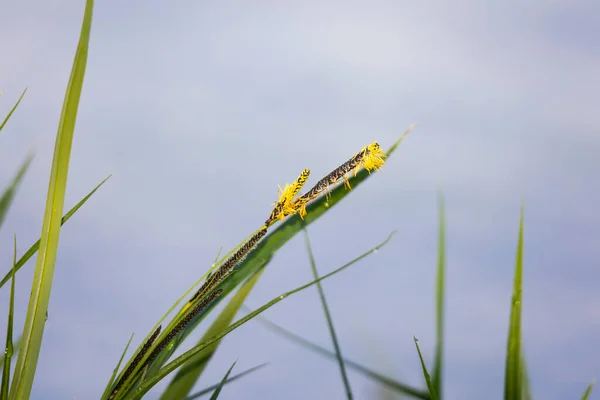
xmin=1 ymin=1 xmax=599 ymax=399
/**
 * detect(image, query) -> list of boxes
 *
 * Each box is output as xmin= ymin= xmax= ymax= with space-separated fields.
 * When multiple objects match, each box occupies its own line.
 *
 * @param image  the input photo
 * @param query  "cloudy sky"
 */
xmin=1 ymin=1 xmax=599 ymax=399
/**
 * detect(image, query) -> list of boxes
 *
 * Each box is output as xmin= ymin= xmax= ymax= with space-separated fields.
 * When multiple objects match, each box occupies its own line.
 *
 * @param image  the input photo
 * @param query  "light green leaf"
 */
xmin=504 ymin=205 xmax=525 ymax=400
xmin=9 ymin=1 xmax=94 ymax=398
xmin=1 ymin=237 xmax=17 ymax=400
xmin=414 ymin=337 xmax=438 ymax=400
xmin=0 ymin=154 xmax=34 ymax=231
xmin=432 ymin=191 xmax=445 ymax=397
xmin=0 ymin=89 xmax=27 ymax=135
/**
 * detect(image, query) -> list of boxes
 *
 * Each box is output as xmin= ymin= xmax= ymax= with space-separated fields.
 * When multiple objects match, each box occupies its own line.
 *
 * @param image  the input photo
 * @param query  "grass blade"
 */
xmin=248 ymin=313 xmax=429 ymax=399
xmin=0 ymin=154 xmax=34 ymax=231
xmin=100 ymin=333 xmax=136 ymax=400
xmin=414 ymin=337 xmax=439 ymax=400
xmin=0 ymin=174 xmax=111 ymax=290
xmin=127 ymin=232 xmax=395 ymax=399
xmin=1 ymin=237 xmax=18 ymax=400
xmin=9 ymin=1 xmax=94 ymax=397
xmin=159 ymin=269 xmax=266 ymax=400
xmin=0 ymin=89 xmax=27 ymax=134
xmin=303 ymin=227 xmax=353 ymax=399
xmin=581 ymin=380 xmax=595 ymax=400
xmin=185 ymin=363 xmax=268 ymax=400
xmin=208 ymin=360 xmax=236 ymax=400
xmin=432 ymin=191 xmax=445 ymax=397
xmin=504 ymin=205 xmax=525 ymax=400
xmin=521 ymin=352 xmax=532 ymax=400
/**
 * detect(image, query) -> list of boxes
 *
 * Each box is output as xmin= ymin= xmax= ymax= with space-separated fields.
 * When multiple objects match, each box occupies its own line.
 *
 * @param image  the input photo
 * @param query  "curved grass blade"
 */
xmin=100 ymin=333 xmax=135 ymax=400
xmin=303 ymin=227 xmax=352 ymax=400
xmin=0 ymin=174 xmax=111 ymax=290
xmin=0 ymin=154 xmax=34 ymax=231
xmin=581 ymin=380 xmax=595 ymax=400
xmin=414 ymin=337 xmax=439 ymax=400
xmin=0 ymin=89 xmax=27 ymax=135
xmin=126 ymin=232 xmax=395 ymax=399
xmin=185 ymin=363 xmax=268 ymax=400
xmin=145 ymin=126 xmax=415 ymax=372
xmin=208 ymin=361 xmax=236 ymax=400
xmin=8 ymin=1 xmax=94 ymax=397
xmin=246 ymin=313 xmax=429 ymax=399
xmin=504 ymin=205 xmax=525 ymax=400
xmin=432 ymin=191 xmax=445 ymax=397
xmin=159 ymin=269 xmax=266 ymax=400
xmin=1 ymin=237 xmax=17 ymax=400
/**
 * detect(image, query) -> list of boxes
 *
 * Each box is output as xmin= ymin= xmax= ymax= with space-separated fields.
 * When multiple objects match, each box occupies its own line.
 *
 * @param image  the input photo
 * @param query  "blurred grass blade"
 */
xmin=504 ymin=205 xmax=525 ymax=400
xmin=303 ymin=227 xmax=353 ymax=400
xmin=581 ymin=380 xmax=595 ymax=400
xmin=101 ymin=333 xmax=135 ymax=400
xmin=208 ymin=361 xmax=236 ymax=400
xmin=0 ymin=174 xmax=111 ymax=290
xmin=9 ymin=1 xmax=94 ymax=398
xmin=129 ymin=232 xmax=395 ymax=399
xmin=414 ymin=337 xmax=439 ymax=400
xmin=185 ymin=363 xmax=268 ymax=400
xmin=1 ymin=237 xmax=18 ymax=400
xmin=248 ymin=313 xmax=429 ymax=399
xmin=0 ymin=89 xmax=27 ymax=134
xmin=432 ymin=191 xmax=445 ymax=397
xmin=159 ymin=269 xmax=266 ymax=400
xmin=0 ymin=154 xmax=34 ymax=231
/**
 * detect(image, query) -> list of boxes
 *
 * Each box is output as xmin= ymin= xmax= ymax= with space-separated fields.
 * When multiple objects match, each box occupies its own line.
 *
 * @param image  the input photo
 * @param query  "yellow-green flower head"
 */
xmin=360 ymin=142 xmax=386 ymax=173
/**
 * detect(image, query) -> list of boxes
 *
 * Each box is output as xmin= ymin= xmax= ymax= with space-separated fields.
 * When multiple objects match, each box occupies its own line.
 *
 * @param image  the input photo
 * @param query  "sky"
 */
xmin=0 ymin=1 xmax=599 ymax=399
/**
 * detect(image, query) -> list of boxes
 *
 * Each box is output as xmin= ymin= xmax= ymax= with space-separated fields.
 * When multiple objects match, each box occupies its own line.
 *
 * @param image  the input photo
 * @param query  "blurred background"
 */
xmin=0 ymin=1 xmax=598 ymax=399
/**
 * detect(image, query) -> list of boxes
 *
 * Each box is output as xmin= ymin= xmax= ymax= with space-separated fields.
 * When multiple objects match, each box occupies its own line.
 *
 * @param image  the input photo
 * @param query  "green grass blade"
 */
xmin=1 ymin=237 xmax=17 ymax=400
xmin=8 ymin=1 xmax=94 ymax=398
xmin=248 ymin=313 xmax=429 ymax=399
xmin=100 ymin=333 xmax=135 ymax=400
xmin=581 ymin=380 xmax=595 ymax=400
xmin=0 ymin=89 xmax=27 ymax=135
xmin=208 ymin=360 xmax=236 ymax=400
xmin=185 ymin=363 xmax=268 ymax=400
xmin=0 ymin=154 xmax=34 ymax=231
xmin=303 ymin=227 xmax=353 ymax=400
xmin=432 ymin=191 xmax=445 ymax=397
xmin=127 ymin=232 xmax=395 ymax=399
xmin=504 ymin=205 xmax=525 ymax=400
xmin=414 ymin=337 xmax=439 ymax=400
xmin=0 ymin=174 xmax=111 ymax=290
xmin=159 ymin=269 xmax=266 ymax=400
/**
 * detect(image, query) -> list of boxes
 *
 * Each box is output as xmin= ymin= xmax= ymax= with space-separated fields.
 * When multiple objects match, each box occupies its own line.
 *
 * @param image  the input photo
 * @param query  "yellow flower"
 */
xmin=359 ymin=142 xmax=386 ymax=173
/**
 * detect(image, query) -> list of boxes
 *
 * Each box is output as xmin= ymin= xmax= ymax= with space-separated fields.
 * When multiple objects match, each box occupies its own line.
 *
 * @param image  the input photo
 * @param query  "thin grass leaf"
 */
xmin=144 ymin=126 xmax=415 ymax=373
xmin=127 ymin=232 xmax=395 ymax=400
xmin=432 ymin=191 xmax=445 ymax=397
xmin=0 ymin=154 xmax=34 ymax=231
xmin=1 ymin=237 xmax=17 ymax=400
xmin=159 ymin=269 xmax=266 ymax=400
xmin=303 ymin=227 xmax=353 ymax=400
xmin=504 ymin=205 xmax=525 ymax=400
xmin=0 ymin=174 xmax=111 ymax=290
xmin=248 ymin=313 xmax=429 ymax=399
xmin=581 ymin=380 xmax=595 ymax=400
xmin=100 ymin=333 xmax=135 ymax=400
xmin=8 ymin=1 xmax=94 ymax=398
xmin=0 ymin=89 xmax=27 ymax=135
xmin=414 ymin=337 xmax=439 ymax=400
xmin=208 ymin=360 xmax=236 ymax=400
xmin=185 ymin=363 xmax=268 ymax=400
